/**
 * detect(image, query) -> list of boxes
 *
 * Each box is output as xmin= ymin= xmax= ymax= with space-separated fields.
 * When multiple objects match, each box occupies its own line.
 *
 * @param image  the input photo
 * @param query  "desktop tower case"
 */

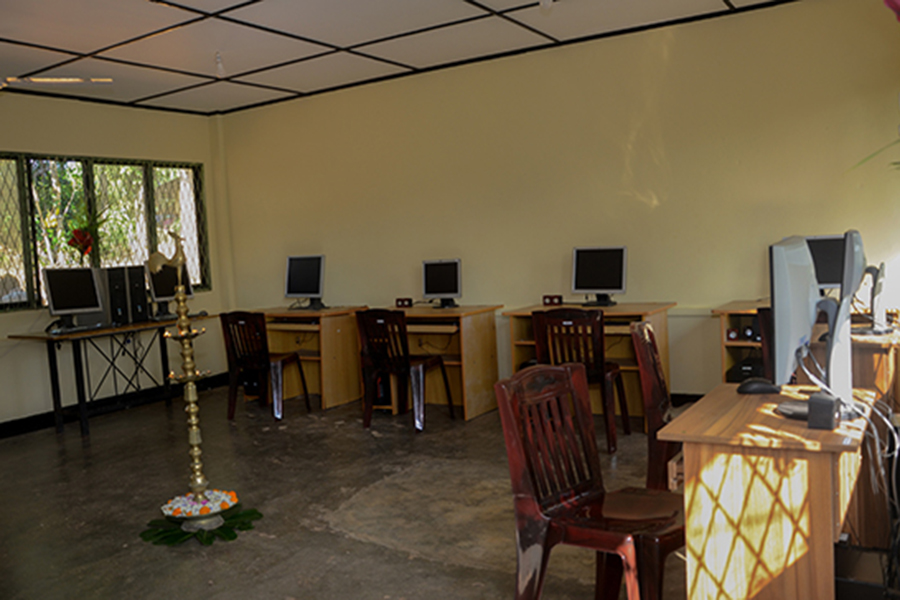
xmin=95 ymin=266 xmax=149 ymax=326
xmin=105 ymin=267 xmax=130 ymax=326
xmin=126 ymin=265 xmax=149 ymax=323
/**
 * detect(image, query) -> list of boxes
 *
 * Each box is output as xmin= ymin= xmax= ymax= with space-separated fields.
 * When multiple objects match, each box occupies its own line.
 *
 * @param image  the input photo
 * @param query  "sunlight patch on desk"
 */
xmin=686 ymin=450 xmax=810 ymax=599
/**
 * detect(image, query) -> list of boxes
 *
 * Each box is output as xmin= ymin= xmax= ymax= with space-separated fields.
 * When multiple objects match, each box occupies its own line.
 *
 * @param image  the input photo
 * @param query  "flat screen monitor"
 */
xmin=572 ymin=246 xmax=626 ymax=307
xmin=146 ymin=264 xmax=193 ymax=318
xmin=285 ymin=255 xmax=325 ymax=310
xmin=147 ymin=264 xmax=193 ymax=303
xmin=769 ymin=237 xmax=820 ymax=386
xmin=423 ymin=259 xmax=461 ymax=308
xmin=43 ymin=267 xmax=104 ymax=328
xmin=805 ymin=235 xmax=844 ymax=291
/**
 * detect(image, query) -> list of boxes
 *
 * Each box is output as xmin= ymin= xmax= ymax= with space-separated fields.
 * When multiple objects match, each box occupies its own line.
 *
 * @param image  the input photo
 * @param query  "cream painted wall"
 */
xmin=220 ymin=0 xmax=900 ymax=393
xmin=1 ymin=0 xmax=898 ymax=424
xmin=0 ymin=95 xmax=231 ymax=422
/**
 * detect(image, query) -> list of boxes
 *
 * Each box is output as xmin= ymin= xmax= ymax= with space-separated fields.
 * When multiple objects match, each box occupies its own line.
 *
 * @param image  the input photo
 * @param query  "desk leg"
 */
xmin=72 ymin=340 xmax=89 ymax=437
xmin=46 ymin=340 xmax=63 ymax=433
xmin=158 ymin=327 xmax=172 ymax=405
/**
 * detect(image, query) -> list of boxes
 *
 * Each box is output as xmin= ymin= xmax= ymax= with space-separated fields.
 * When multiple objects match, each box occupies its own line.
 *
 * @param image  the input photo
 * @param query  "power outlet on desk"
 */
xmin=396 ymin=298 xmax=413 ymax=308
xmin=542 ymin=295 xmax=563 ymax=306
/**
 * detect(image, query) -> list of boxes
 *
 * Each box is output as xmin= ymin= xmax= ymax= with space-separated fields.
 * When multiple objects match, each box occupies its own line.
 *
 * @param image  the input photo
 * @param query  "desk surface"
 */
xmin=7 ymin=317 xmax=206 ymax=342
xmin=260 ymin=306 xmax=366 ymax=319
xmin=658 ymin=383 xmax=868 ymax=453
xmin=400 ymin=304 xmax=502 ymax=319
xmin=503 ymin=301 xmax=676 ymax=318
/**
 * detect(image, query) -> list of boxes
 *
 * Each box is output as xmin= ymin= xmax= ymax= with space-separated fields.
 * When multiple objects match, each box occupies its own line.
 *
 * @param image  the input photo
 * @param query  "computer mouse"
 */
xmin=736 ymin=377 xmax=781 ymax=395
xmin=199 ymin=310 xmax=208 ymax=316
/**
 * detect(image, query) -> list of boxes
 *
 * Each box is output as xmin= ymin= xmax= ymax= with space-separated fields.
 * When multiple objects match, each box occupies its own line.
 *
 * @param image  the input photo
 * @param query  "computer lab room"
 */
xmin=1 ymin=0 xmax=899 ymax=599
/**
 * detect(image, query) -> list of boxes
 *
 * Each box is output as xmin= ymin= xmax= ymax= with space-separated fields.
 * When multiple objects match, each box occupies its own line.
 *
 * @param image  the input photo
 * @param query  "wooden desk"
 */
xmin=9 ymin=319 xmax=184 ymax=435
xmin=397 ymin=305 xmax=502 ymax=421
xmin=263 ymin=306 xmax=365 ymax=410
xmin=503 ymin=302 xmax=676 ymax=417
xmin=659 ymin=384 xmax=882 ymax=599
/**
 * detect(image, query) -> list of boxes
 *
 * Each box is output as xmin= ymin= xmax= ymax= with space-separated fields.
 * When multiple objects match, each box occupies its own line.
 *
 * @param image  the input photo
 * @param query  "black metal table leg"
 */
xmin=46 ymin=339 xmax=63 ymax=433
xmin=158 ymin=327 xmax=172 ymax=405
xmin=72 ymin=339 xmax=89 ymax=436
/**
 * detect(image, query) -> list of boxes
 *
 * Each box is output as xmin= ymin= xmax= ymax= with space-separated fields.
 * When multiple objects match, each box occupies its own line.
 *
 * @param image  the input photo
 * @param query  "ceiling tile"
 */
xmin=236 ymin=52 xmax=409 ymax=93
xmin=165 ymin=0 xmax=258 ymax=13
xmin=477 ymin=0 xmax=535 ymax=11
xmin=509 ymin=0 xmax=728 ymax=41
xmin=137 ymin=80 xmax=295 ymax=113
xmin=360 ymin=16 xmax=550 ymax=69
xmin=100 ymin=18 xmax=329 ymax=79
xmin=0 ymin=42 xmax=76 ymax=80
xmin=227 ymin=0 xmax=489 ymax=48
xmin=0 ymin=0 xmax=190 ymax=54
xmin=4 ymin=58 xmax=210 ymax=103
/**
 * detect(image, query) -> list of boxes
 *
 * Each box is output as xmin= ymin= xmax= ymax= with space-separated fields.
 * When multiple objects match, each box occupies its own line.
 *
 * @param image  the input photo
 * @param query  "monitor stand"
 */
xmin=436 ymin=298 xmax=459 ymax=309
xmin=289 ymin=298 xmax=328 ymax=311
xmin=154 ymin=302 xmax=174 ymax=320
xmin=583 ymin=293 xmax=616 ymax=307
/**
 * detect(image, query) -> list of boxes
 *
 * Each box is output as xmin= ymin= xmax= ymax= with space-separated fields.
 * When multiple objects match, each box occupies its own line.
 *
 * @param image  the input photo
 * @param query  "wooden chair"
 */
xmin=532 ymin=308 xmax=630 ymax=453
xmin=494 ymin=363 xmax=685 ymax=600
xmin=356 ymin=309 xmax=453 ymax=431
xmin=630 ymin=322 xmax=683 ymax=491
xmin=219 ymin=311 xmax=310 ymax=420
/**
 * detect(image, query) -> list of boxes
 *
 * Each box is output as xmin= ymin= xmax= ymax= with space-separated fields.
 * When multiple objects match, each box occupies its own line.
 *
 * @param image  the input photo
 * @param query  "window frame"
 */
xmin=0 ymin=151 xmax=210 ymax=312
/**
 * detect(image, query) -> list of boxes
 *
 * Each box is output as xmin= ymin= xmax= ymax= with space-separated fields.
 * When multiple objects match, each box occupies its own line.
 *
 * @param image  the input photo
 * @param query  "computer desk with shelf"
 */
xmin=502 ymin=302 xmax=676 ymax=418
xmin=262 ymin=306 xmax=366 ymax=410
xmin=659 ymin=383 xmax=888 ymax=599
xmin=714 ymin=299 xmax=900 ymax=408
xmin=393 ymin=304 xmax=503 ymax=421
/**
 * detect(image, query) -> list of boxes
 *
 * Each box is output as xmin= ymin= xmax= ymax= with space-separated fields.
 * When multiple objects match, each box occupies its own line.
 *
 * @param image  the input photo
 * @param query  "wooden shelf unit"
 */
xmin=711 ymin=299 xmax=769 ymax=383
xmin=503 ymin=302 xmax=676 ymax=418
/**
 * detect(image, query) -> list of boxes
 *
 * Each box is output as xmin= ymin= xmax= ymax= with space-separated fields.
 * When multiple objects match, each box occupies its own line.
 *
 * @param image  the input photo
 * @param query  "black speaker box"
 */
xmin=105 ymin=267 xmax=130 ymax=326
xmin=126 ymin=265 xmax=149 ymax=323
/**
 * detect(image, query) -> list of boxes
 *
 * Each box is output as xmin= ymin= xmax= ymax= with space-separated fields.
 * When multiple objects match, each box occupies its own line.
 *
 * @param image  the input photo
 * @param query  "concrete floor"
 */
xmin=0 ymin=390 xmax=686 ymax=600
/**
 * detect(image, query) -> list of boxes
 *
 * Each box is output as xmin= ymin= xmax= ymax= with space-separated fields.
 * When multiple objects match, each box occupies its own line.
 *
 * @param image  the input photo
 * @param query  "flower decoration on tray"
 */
xmin=141 ymin=492 xmax=263 ymax=546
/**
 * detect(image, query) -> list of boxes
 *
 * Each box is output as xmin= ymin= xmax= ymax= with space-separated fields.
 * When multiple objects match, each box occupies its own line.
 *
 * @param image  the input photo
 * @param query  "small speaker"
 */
xmin=808 ymin=391 xmax=841 ymax=430
xmin=106 ymin=267 xmax=130 ymax=326
xmin=727 ymin=328 xmax=739 ymax=341
xmin=395 ymin=298 xmax=412 ymax=308
xmin=126 ymin=266 xmax=149 ymax=323
xmin=542 ymin=295 xmax=563 ymax=306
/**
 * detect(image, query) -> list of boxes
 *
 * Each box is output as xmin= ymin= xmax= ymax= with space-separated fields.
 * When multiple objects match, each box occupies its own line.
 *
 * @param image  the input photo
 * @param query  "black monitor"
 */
xmin=285 ymin=255 xmax=326 ymax=310
xmin=572 ymin=246 xmax=626 ymax=306
xmin=423 ymin=259 xmax=461 ymax=308
xmin=805 ymin=235 xmax=844 ymax=291
xmin=146 ymin=264 xmax=193 ymax=318
xmin=43 ymin=267 xmax=104 ymax=329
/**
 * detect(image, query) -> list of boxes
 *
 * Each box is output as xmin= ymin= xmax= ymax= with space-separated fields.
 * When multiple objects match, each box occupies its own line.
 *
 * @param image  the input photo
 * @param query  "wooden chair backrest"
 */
xmin=494 ymin=362 xmax=604 ymax=512
xmin=219 ymin=311 xmax=270 ymax=373
xmin=356 ymin=309 xmax=411 ymax=373
xmin=533 ymin=308 xmax=607 ymax=382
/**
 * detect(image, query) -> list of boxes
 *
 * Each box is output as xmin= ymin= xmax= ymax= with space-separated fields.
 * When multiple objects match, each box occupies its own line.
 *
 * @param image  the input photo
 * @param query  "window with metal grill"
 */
xmin=0 ymin=153 xmax=210 ymax=311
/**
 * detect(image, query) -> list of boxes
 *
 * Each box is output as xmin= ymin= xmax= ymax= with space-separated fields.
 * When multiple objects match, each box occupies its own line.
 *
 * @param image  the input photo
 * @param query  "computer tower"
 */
xmin=126 ymin=265 xmax=149 ymax=323
xmin=105 ymin=266 xmax=130 ymax=326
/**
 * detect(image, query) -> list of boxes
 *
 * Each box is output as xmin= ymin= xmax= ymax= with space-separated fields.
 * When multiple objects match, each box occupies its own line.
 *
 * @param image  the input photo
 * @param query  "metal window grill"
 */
xmin=0 ymin=153 xmax=210 ymax=312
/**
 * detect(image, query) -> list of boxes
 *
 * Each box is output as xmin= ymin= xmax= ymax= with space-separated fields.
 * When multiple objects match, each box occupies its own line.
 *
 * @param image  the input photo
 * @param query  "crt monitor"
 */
xmin=572 ymin=246 xmax=626 ymax=307
xmin=805 ymin=235 xmax=844 ymax=291
xmin=43 ymin=267 xmax=104 ymax=329
xmin=423 ymin=259 xmax=461 ymax=308
xmin=147 ymin=264 xmax=193 ymax=317
xmin=285 ymin=255 xmax=326 ymax=310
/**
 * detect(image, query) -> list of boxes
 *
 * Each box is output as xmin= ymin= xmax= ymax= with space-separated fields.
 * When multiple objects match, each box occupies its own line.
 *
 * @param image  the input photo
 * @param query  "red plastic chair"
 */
xmin=220 ymin=311 xmax=310 ymax=420
xmin=630 ymin=322 xmax=683 ymax=491
xmin=532 ymin=308 xmax=630 ymax=453
xmin=494 ymin=362 xmax=684 ymax=600
xmin=356 ymin=309 xmax=453 ymax=431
